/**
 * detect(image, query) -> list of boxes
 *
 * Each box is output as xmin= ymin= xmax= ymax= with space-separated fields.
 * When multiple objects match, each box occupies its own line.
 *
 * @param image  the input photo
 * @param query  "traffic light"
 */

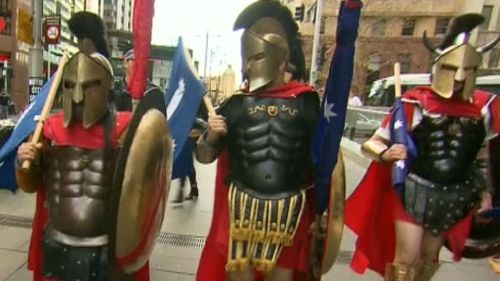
xmin=295 ymin=4 xmax=305 ymax=22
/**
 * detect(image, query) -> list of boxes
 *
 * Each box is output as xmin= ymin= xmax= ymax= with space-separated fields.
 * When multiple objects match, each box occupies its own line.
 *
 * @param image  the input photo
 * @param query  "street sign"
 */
xmin=44 ymin=14 xmax=61 ymax=45
xmin=28 ymin=77 xmax=45 ymax=103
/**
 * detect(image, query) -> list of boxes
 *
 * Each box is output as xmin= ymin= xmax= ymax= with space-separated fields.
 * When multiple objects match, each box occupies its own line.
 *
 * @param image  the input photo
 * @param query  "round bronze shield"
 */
xmin=322 ymin=151 xmax=346 ymax=273
xmin=461 ymin=217 xmax=500 ymax=258
xmin=115 ymin=109 xmax=172 ymax=273
xmin=110 ymin=89 xmax=173 ymax=274
xmin=458 ymin=137 xmax=500 ymax=259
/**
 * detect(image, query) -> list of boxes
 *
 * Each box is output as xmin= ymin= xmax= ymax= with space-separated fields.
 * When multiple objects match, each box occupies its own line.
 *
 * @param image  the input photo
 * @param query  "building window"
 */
xmin=306 ymin=4 xmax=315 ymax=23
xmin=372 ymin=19 xmax=386 ymax=36
xmin=0 ymin=0 xmax=11 ymax=11
xmin=367 ymin=53 xmax=382 ymax=71
xmin=489 ymin=49 xmax=500 ymax=69
xmin=480 ymin=5 xmax=493 ymax=30
xmin=398 ymin=53 xmax=412 ymax=73
xmin=435 ymin=18 xmax=450 ymax=36
xmin=497 ymin=10 xmax=500 ymax=31
xmin=401 ymin=18 xmax=415 ymax=36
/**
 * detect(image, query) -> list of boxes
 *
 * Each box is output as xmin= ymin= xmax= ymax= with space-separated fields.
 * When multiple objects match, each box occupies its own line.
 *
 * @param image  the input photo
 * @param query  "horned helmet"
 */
xmin=423 ymin=14 xmax=499 ymax=100
xmin=62 ymin=52 xmax=114 ymax=128
xmin=233 ymin=0 xmax=306 ymax=92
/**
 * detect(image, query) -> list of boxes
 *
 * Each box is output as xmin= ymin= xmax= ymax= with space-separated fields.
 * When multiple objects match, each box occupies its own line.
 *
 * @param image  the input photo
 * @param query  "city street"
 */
xmin=0 ymin=138 xmax=495 ymax=280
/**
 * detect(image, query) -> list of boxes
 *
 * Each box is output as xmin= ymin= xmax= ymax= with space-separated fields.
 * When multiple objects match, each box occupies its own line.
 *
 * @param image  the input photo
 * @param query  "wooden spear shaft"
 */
xmin=203 ymin=95 xmax=216 ymax=116
xmin=22 ymin=52 xmax=69 ymax=170
xmin=394 ymin=62 xmax=402 ymax=98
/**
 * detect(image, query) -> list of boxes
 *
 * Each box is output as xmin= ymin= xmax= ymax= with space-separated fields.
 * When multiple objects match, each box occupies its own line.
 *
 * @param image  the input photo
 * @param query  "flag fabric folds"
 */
xmin=164 ymin=38 xmax=206 ymax=178
xmin=389 ymin=97 xmax=417 ymax=194
xmin=129 ymin=0 xmax=155 ymax=100
xmin=312 ymin=1 xmax=362 ymax=214
xmin=0 ymin=76 xmax=54 ymax=191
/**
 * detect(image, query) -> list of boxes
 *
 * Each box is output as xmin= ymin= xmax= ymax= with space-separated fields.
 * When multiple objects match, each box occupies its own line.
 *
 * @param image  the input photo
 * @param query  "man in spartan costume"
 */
xmin=15 ymin=12 xmax=170 ymax=281
xmin=345 ymin=13 xmax=500 ymax=281
xmin=195 ymin=0 xmax=321 ymax=280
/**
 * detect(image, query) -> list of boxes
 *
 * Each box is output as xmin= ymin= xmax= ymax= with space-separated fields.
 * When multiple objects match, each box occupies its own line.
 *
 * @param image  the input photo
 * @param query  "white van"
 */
xmin=366 ymin=73 xmax=500 ymax=107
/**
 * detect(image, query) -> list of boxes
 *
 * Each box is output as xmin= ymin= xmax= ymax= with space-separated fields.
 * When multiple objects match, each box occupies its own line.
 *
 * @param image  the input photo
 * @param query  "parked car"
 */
xmin=366 ymin=73 xmax=500 ymax=108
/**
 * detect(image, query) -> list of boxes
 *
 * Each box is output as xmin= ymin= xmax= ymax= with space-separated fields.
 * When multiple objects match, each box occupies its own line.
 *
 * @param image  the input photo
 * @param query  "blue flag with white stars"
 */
xmin=312 ymin=1 xmax=362 ymax=214
xmin=389 ymin=97 xmax=417 ymax=194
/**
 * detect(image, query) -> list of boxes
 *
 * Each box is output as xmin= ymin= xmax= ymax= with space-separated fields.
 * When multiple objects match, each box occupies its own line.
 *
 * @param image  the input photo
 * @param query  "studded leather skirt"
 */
xmin=43 ymin=233 xmax=108 ymax=281
xmin=403 ymin=171 xmax=485 ymax=235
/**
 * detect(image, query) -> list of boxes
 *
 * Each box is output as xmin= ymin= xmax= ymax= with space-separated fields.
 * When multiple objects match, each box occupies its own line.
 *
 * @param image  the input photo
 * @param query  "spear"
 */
xmin=22 ymin=52 xmax=68 ymax=169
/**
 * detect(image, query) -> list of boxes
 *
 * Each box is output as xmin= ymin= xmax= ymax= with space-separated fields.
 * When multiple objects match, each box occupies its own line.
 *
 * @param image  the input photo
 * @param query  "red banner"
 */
xmin=129 ymin=0 xmax=155 ymax=100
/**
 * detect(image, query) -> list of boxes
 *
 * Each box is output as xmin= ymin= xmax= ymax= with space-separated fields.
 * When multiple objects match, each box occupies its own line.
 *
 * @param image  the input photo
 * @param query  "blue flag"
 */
xmin=390 ymin=97 xmax=417 ymax=194
xmin=164 ymin=38 xmax=206 ymax=178
xmin=0 ymin=76 xmax=54 ymax=191
xmin=312 ymin=1 xmax=362 ymax=213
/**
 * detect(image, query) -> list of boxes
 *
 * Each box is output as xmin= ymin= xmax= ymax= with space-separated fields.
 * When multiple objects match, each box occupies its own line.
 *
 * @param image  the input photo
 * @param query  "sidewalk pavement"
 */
xmin=0 ymin=138 xmax=496 ymax=280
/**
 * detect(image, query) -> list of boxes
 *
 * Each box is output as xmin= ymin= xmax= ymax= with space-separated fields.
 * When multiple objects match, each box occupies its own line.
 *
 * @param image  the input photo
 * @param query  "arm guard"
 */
xmin=16 ymin=159 xmax=43 ymax=193
xmin=361 ymin=139 xmax=389 ymax=163
xmin=195 ymin=132 xmax=221 ymax=163
xmin=15 ymin=139 xmax=48 ymax=193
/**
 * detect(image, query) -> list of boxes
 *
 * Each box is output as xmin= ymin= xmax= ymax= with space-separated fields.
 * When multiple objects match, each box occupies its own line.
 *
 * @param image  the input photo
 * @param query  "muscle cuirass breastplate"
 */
xmin=222 ymin=94 xmax=318 ymax=196
xmin=410 ymin=115 xmax=485 ymax=184
xmin=43 ymin=146 xmax=114 ymax=239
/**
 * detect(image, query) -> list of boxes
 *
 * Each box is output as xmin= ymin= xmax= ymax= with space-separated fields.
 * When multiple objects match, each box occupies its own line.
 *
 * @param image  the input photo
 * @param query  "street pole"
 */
xmin=28 ymin=0 xmax=44 ymax=103
xmin=3 ymin=61 xmax=7 ymax=95
xmin=203 ymin=30 xmax=209 ymax=78
xmin=309 ymin=0 xmax=324 ymax=88
xmin=47 ymin=45 xmax=51 ymax=81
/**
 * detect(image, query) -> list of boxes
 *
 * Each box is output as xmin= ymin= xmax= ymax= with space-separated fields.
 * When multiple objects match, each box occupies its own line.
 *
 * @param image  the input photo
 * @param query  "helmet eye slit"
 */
xmin=82 ymin=79 xmax=102 ymax=90
xmin=441 ymin=64 xmax=457 ymax=71
xmin=64 ymin=80 xmax=76 ymax=90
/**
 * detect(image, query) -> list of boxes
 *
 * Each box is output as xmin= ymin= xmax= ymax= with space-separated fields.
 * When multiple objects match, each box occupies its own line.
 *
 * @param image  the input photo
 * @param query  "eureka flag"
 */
xmin=164 ymin=38 xmax=206 ymax=176
xmin=0 ymin=76 xmax=54 ymax=191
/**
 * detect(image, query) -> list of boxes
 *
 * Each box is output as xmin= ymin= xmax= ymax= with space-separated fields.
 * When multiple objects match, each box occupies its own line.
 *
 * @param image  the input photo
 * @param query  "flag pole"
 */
xmin=309 ymin=0 xmax=324 ymax=87
xmin=203 ymin=95 xmax=216 ymax=116
xmin=22 ymin=52 xmax=68 ymax=170
xmin=394 ymin=62 xmax=401 ymax=98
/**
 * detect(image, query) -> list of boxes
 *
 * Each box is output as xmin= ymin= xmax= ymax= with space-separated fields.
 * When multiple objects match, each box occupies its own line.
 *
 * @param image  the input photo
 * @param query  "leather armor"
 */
xmin=410 ymin=115 xmax=486 ymax=184
xmin=219 ymin=93 xmax=319 ymax=197
xmin=43 ymin=146 xmax=114 ymax=246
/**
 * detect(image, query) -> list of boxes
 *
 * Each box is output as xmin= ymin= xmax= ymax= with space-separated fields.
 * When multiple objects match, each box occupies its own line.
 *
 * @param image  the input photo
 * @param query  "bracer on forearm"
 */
xmin=195 ymin=132 xmax=222 ymax=163
xmin=361 ymin=140 xmax=389 ymax=163
xmin=16 ymin=162 xmax=43 ymax=193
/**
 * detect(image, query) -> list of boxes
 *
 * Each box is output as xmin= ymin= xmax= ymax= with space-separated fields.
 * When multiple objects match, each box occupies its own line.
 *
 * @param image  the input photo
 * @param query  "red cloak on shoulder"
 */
xmin=345 ymin=87 xmax=498 ymax=276
xmin=28 ymin=111 xmax=150 ymax=281
xmin=196 ymin=82 xmax=317 ymax=281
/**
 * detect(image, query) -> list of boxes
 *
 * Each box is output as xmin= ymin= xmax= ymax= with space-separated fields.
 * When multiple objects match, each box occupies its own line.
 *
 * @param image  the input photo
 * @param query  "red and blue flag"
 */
xmin=389 ymin=97 xmax=417 ymax=194
xmin=312 ymin=1 xmax=362 ymax=213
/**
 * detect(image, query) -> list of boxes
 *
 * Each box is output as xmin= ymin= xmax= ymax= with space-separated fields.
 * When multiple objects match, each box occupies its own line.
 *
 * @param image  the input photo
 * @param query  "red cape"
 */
xmin=28 ymin=112 xmax=150 ymax=281
xmin=345 ymin=162 xmax=473 ymax=276
xmin=345 ymin=87 xmax=496 ymax=276
xmin=196 ymin=84 xmax=316 ymax=281
xmin=254 ymin=81 xmax=314 ymax=98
